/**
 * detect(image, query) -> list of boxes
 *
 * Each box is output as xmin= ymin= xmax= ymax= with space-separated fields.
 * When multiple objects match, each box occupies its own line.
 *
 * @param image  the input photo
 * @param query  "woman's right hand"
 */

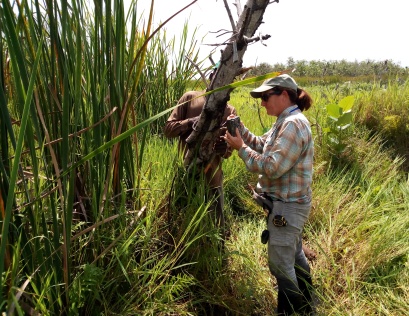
xmin=223 ymin=128 xmax=244 ymax=151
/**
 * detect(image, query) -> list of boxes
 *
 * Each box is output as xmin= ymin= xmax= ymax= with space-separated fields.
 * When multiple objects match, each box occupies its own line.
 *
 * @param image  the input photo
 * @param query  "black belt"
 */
xmin=262 ymin=193 xmax=282 ymax=203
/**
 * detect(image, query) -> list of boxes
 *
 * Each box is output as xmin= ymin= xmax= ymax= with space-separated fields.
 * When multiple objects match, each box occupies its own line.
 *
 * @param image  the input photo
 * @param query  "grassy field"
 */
xmin=196 ymin=83 xmax=409 ymax=315
xmin=130 ymin=81 xmax=409 ymax=315
xmin=1 ymin=0 xmax=409 ymax=314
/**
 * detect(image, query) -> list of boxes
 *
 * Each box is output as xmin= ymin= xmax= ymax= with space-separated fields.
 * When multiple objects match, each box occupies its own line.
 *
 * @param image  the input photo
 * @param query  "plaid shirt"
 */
xmin=238 ymin=105 xmax=313 ymax=203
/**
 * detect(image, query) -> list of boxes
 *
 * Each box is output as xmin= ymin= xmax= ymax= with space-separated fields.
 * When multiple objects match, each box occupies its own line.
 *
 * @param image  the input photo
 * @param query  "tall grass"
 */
xmin=0 ymin=0 xmax=202 ymax=313
xmin=220 ymin=82 xmax=409 ymax=315
xmin=354 ymin=78 xmax=409 ymax=171
xmin=182 ymin=81 xmax=408 ymax=314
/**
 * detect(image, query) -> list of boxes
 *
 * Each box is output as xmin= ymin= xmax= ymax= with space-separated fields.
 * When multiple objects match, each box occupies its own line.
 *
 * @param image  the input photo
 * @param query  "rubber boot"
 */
xmin=276 ymin=290 xmax=305 ymax=316
xmin=276 ymin=290 xmax=292 ymax=315
xmin=295 ymin=266 xmax=315 ymax=314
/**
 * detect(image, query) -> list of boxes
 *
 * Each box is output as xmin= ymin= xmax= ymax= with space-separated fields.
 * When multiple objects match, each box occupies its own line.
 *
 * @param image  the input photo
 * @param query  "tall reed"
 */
xmin=0 ymin=0 xmax=200 ymax=313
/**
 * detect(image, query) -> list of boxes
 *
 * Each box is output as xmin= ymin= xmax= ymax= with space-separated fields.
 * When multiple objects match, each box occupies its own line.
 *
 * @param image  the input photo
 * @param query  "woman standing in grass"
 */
xmin=224 ymin=74 xmax=315 ymax=315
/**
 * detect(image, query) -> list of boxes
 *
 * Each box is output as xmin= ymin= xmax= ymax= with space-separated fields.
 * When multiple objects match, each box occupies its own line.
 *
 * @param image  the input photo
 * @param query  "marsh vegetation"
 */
xmin=1 ymin=1 xmax=408 ymax=314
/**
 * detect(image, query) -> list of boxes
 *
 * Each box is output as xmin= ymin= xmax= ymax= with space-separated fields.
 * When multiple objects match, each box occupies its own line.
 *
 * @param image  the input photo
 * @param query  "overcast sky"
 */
xmin=127 ymin=0 xmax=409 ymax=69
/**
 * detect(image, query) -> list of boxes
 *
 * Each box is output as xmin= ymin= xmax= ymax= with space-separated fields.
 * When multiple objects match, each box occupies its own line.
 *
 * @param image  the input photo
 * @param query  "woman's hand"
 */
xmin=223 ymin=128 xmax=244 ymax=151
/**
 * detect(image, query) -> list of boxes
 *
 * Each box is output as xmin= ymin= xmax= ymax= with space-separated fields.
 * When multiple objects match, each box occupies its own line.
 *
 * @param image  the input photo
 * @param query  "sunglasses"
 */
xmin=260 ymin=90 xmax=282 ymax=102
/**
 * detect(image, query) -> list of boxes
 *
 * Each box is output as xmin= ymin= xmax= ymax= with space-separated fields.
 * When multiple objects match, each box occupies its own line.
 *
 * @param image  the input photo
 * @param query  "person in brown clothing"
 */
xmin=164 ymin=89 xmax=237 ymax=239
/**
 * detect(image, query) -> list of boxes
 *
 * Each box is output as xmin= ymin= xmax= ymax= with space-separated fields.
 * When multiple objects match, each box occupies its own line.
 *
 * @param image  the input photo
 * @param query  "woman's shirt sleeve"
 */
xmin=239 ymin=125 xmax=269 ymax=153
xmin=238 ymin=121 xmax=303 ymax=179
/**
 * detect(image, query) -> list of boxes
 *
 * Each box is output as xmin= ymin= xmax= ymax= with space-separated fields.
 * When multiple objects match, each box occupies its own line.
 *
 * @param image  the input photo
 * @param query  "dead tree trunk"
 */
xmin=184 ymin=0 xmax=273 ymax=170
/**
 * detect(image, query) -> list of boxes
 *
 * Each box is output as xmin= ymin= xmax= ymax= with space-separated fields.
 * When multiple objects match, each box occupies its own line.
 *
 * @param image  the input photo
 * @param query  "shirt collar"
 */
xmin=276 ymin=104 xmax=299 ymax=123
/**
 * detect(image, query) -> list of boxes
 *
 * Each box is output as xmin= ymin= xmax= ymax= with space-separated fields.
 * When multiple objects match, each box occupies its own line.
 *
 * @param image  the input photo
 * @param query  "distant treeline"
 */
xmin=248 ymin=57 xmax=408 ymax=82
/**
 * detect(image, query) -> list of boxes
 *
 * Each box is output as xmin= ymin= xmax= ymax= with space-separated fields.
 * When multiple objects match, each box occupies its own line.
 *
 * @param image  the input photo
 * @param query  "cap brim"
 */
xmin=250 ymin=85 xmax=276 ymax=98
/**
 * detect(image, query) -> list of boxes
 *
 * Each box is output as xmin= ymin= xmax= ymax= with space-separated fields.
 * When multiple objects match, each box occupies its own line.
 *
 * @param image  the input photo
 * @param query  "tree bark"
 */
xmin=184 ymin=0 xmax=271 ymax=169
